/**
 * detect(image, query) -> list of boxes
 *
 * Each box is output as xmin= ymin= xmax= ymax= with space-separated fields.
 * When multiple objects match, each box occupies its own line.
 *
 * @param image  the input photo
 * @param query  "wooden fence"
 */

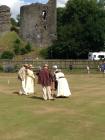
xmin=0 ymin=59 xmax=101 ymax=70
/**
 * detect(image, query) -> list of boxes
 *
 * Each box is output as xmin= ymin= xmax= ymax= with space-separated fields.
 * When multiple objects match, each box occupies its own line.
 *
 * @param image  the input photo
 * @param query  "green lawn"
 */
xmin=0 ymin=73 xmax=105 ymax=140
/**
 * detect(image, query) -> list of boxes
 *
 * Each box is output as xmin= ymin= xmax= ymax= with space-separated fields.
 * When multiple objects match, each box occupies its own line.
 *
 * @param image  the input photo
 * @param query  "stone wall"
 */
xmin=0 ymin=5 xmax=11 ymax=34
xmin=20 ymin=0 xmax=57 ymax=47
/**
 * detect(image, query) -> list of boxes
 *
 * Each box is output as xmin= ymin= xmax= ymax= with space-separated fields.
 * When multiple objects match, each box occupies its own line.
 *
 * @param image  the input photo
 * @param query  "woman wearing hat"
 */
xmin=55 ymin=69 xmax=71 ymax=97
xmin=18 ymin=64 xmax=28 ymax=95
xmin=25 ymin=64 xmax=35 ymax=95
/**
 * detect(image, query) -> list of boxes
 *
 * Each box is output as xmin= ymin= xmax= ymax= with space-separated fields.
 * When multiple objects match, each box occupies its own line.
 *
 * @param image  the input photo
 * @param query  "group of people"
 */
xmin=18 ymin=63 xmax=71 ymax=100
xmin=18 ymin=64 xmax=35 ymax=95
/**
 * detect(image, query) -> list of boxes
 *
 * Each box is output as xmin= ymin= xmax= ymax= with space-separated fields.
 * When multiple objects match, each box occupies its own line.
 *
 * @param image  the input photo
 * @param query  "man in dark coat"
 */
xmin=38 ymin=64 xmax=54 ymax=100
xmin=52 ymin=65 xmax=58 ymax=91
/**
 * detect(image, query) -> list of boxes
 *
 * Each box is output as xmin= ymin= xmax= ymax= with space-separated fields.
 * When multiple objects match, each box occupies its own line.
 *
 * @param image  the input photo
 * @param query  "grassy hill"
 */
xmin=0 ymin=31 xmax=20 ymax=51
xmin=0 ymin=31 xmax=44 ymax=60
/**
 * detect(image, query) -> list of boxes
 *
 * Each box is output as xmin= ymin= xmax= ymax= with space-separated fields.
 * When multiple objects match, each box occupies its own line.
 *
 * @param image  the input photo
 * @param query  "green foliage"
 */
xmin=25 ymin=42 xmax=32 ymax=52
xmin=16 ymin=14 xmax=20 ymax=27
xmin=1 ymin=51 xmax=14 ymax=59
xmin=0 ymin=32 xmax=21 ymax=51
xmin=0 ymin=65 xmax=3 ymax=72
xmin=0 ymin=32 xmax=34 ymax=59
xmin=20 ymin=48 xmax=27 ymax=55
xmin=12 ymin=39 xmax=32 ymax=56
xmin=10 ymin=18 xmax=17 ymax=27
xmin=47 ymin=41 xmax=77 ymax=59
xmin=57 ymin=7 xmax=65 ymax=27
xmin=40 ymin=47 xmax=49 ymax=58
xmin=14 ymin=38 xmax=21 ymax=44
xmin=10 ymin=26 xmax=19 ymax=34
xmin=13 ymin=39 xmax=21 ymax=55
xmin=20 ymin=42 xmax=32 ymax=55
xmin=47 ymin=0 xmax=105 ymax=59
xmin=13 ymin=44 xmax=21 ymax=55
xmin=10 ymin=17 xmax=19 ymax=34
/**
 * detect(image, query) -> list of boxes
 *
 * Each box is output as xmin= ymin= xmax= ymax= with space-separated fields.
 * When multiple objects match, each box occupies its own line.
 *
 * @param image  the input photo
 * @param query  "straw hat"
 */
xmin=29 ymin=64 xmax=34 ymax=68
xmin=23 ymin=64 xmax=28 ymax=67
xmin=43 ymin=64 xmax=48 ymax=67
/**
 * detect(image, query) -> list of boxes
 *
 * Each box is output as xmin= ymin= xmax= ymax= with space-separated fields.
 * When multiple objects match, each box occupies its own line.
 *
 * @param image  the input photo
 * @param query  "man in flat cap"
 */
xmin=38 ymin=64 xmax=54 ymax=100
xmin=52 ymin=65 xmax=58 ymax=91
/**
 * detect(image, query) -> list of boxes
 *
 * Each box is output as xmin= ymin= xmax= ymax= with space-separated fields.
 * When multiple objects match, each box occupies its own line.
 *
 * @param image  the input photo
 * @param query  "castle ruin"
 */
xmin=20 ymin=0 xmax=57 ymax=47
xmin=0 ymin=5 xmax=11 ymax=34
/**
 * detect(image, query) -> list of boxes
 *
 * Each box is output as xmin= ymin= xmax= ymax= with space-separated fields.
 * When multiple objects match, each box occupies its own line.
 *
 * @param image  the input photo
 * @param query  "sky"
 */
xmin=0 ymin=0 xmax=68 ymax=19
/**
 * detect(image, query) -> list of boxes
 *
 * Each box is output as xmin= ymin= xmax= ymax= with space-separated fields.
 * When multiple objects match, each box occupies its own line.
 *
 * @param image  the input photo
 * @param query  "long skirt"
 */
xmin=19 ymin=79 xmax=27 ymax=95
xmin=26 ymin=76 xmax=35 ymax=94
xmin=57 ymin=78 xmax=71 ymax=97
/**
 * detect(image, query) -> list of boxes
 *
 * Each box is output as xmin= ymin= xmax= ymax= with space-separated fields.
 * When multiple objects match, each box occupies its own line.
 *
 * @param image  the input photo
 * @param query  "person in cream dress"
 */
xmin=26 ymin=64 xmax=35 ymax=95
xmin=55 ymin=69 xmax=71 ymax=97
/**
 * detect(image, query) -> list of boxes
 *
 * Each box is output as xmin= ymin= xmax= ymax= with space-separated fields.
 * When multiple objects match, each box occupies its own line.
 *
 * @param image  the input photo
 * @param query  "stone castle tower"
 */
xmin=0 ymin=5 xmax=11 ymax=34
xmin=20 ymin=0 xmax=57 ymax=47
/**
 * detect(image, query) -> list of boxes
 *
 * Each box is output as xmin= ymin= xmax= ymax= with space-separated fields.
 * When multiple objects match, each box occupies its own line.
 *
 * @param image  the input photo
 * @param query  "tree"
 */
xmin=57 ymin=7 xmax=65 ymax=27
xmin=13 ymin=39 xmax=21 ymax=55
xmin=25 ymin=42 xmax=32 ymax=52
xmin=48 ymin=0 xmax=105 ymax=59
xmin=1 ymin=51 xmax=14 ymax=59
xmin=10 ymin=17 xmax=19 ymax=33
xmin=10 ymin=18 xmax=17 ymax=26
xmin=16 ymin=14 xmax=20 ymax=26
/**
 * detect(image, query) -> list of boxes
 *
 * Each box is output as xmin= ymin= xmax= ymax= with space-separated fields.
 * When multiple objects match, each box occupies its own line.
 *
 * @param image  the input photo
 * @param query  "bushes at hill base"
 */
xmin=0 ymin=65 xmax=3 ymax=72
xmin=1 ymin=51 xmax=14 ymax=59
xmin=10 ymin=26 xmax=19 ymax=34
xmin=40 ymin=48 xmax=49 ymax=59
xmin=25 ymin=42 xmax=32 ymax=52
xmin=13 ymin=44 xmax=21 ymax=55
xmin=20 ymin=43 xmax=32 ymax=55
xmin=13 ymin=38 xmax=21 ymax=55
xmin=13 ymin=39 xmax=32 ymax=55
xmin=20 ymin=48 xmax=27 ymax=55
xmin=0 ymin=42 xmax=32 ymax=60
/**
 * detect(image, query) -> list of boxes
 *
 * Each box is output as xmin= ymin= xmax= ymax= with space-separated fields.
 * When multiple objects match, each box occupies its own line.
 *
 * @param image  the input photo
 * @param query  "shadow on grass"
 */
xmin=12 ymin=92 xmax=43 ymax=100
xmin=13 ymin=91 xmax=19 ymax=95
xmin=29 ymin=96 xmax=43 ymax=100
xmin=12 ymin=92 xmax=69 ymax=101
xmin=30 ymin=95 xmax=70 ymax=101
xmin=56 ymin=96 xmax=70 ymax=99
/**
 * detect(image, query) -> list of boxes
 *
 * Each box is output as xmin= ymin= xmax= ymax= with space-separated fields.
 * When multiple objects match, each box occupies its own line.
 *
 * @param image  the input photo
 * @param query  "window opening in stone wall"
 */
xmin=42 ymin=10 xmax=47 ymax=20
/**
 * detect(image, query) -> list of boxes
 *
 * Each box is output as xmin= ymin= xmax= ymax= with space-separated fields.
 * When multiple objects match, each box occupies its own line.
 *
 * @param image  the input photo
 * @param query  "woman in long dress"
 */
xmin=26 ymin=64 xmax=35 ymax=95
xmin=55 ymin=69 xmax=71 ymax=97
xmin=18 ymin=64 xmax=28 ymax=95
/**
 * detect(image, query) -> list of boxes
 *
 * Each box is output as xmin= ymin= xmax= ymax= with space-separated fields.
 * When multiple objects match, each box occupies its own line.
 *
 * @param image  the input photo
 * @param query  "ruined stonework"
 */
xmin=0 ymin=5 xmax=11 ymax=34
xmin=20 ymin=0 xmax=56 ymax=47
